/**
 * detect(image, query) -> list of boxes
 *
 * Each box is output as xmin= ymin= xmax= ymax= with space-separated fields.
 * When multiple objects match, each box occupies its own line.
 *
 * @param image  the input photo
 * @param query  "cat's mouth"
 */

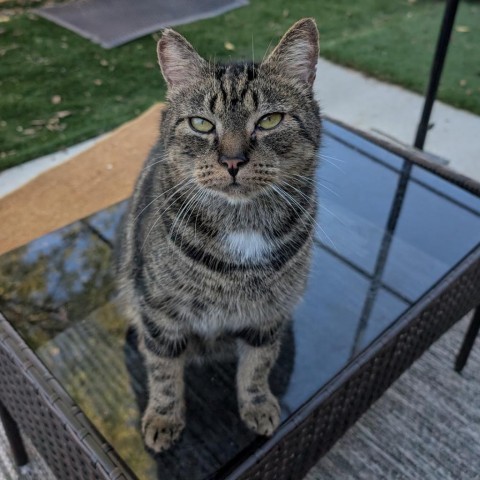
xmin=209 ymin=180 xmax=257 ymax=200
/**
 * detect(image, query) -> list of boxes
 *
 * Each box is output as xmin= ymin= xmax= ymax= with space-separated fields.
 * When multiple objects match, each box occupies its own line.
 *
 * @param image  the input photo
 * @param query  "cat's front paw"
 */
xmin=239 ymin=393 xmax=281 ymax=436
xmin=142 ymin=410 xmax=185 ymax=453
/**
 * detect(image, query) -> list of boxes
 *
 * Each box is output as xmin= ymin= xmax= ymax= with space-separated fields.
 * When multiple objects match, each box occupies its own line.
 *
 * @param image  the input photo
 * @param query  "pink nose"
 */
xmin=223 ymin=159 xmax=243 ymax=170
xmin=219 ymin=155 xmax=249 ymax=178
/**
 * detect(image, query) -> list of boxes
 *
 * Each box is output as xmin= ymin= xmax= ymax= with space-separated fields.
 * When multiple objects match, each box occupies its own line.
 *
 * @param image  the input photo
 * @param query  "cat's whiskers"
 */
xmin=319 ymin=153 xmax=346 ymax=163
xmin=282 ymin=177 xmax=346 ymax=226
xmin=177 ymin=187 xmax=206 ymax=250
xmin=169 ymin=184 xmax=202 ymax=246
xmin=139 ymin=153 xmax=169 ymax=172
xmin=290 ymin=172 xmax=338 ymax=187
xmin=261 ymin=37 xmax=275 ymax=63
xmin=192 ymin=188 xmax=210 ymax=242
xmin=317 ymin=181 xmax=340 ymax=198
xmin=286 ymin=173 xmax=340 ymax=198
xmin=133 ymin=178 xmax=193 ymax=225
xmin=270 ymin=184 xmax=311 ymax=233
xmin=272 ymin=184 xmax=337 ymax=251
xmin=251 ymin=34 xmax=255 ymax=75
xmin=142 ymin=183 xmax=197 ymax=251
xmin=280 ymin=179 xmax=316 ymax=203
xmin=319 ymin=155 xmax=346 ymax=174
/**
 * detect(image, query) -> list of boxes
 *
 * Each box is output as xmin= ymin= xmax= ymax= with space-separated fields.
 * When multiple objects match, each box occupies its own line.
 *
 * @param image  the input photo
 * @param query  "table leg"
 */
xmin=0 ymin=401 xmax=29 ymax=468
xmin=455 ymin=307 xmax=480 ymax=373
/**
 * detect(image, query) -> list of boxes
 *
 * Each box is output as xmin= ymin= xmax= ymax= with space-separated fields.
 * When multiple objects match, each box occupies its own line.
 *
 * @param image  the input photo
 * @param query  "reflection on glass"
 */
xmin=0 ymin=121 xmax=479 ymax=479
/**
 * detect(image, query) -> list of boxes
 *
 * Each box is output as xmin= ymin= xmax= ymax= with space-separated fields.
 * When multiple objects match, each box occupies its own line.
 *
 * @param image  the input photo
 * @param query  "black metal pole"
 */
xmin=414 ymin=0 xmax=460 ymax=150
xmin=350 ymin=161 xmax=412 ymax=358
xmin=455 ymin=308 xmax=480 ymax=373
xmin=0 ymin=402 xmax=29 ymax=467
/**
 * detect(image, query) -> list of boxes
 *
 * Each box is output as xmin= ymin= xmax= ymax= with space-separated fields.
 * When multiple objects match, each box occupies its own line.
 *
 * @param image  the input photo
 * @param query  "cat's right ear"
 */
xmin=157 ymin=29 xmax=206 ymax=90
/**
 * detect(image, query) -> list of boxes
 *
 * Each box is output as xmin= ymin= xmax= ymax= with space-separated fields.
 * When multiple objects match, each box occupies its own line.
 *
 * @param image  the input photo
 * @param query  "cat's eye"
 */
xmin=257 ymin=113 xmax=284 ymax=131
xmin=189 ymin=117 xmax=215 ymax=133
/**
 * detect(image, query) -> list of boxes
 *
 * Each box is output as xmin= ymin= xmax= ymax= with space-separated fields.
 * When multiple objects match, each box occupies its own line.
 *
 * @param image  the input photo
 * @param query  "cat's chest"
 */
xmin=222 ymin=230 xmax=272 ymax=263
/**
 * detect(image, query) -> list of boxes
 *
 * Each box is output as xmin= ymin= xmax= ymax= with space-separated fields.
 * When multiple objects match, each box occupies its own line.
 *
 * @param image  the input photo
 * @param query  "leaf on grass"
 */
xmin=56 ymin=111 xmax=72 ymax=119
xmin=224 ymin=41 xmax=235 ymax=51
xmin=455 ymin=26 xmax=470 ymax=33
xmin=51 ymin=95 xmax=62 ymax=105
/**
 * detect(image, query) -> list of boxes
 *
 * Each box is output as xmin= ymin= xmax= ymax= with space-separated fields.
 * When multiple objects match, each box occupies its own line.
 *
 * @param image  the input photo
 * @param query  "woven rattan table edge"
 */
xmin=0 ymin=314 xmax=136 ymax=480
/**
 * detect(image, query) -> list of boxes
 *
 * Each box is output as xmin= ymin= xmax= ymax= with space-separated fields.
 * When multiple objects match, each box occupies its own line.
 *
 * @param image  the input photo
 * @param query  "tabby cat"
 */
xmin=116 ymin=18 xmax=321 ymax=452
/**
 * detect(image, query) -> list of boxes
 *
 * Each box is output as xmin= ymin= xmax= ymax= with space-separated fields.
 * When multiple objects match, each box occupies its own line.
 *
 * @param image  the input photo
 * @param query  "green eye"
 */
xmin=257 ymin=113 xmax=283 ymax=130
xmin=189 ymin=117 xmax=215 ymax=133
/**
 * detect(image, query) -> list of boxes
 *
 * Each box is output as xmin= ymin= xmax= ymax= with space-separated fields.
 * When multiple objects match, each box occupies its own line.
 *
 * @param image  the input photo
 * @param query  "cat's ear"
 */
xmin=157 ymin=29 xmax=206 ymax=90
xmin=263 ymin=18 xmax=319 ymax=86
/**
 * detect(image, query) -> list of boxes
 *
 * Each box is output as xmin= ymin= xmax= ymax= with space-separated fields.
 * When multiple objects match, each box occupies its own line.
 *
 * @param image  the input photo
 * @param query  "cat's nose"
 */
xmin=219 ymin=154 xmax=249 ymax=178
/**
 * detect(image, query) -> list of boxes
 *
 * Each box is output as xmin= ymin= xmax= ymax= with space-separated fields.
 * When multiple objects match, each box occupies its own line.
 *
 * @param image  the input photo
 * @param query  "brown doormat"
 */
xmin=0 ymin=103 xmax=164 ymax=256
xmin=34 ymin=0 xmax=248 ymax=48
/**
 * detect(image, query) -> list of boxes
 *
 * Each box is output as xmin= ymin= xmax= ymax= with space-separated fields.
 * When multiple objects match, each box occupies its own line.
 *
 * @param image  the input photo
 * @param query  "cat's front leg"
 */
xmin=139 ymin=320 xmax=188 ymax=453
xmin=236 ymin=325 xmax=282 ymax=436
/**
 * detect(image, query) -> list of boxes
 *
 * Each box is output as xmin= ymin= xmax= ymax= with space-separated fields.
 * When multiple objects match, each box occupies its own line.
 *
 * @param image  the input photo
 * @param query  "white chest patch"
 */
xmin=224 ymin=230 xmax=271 ymax=263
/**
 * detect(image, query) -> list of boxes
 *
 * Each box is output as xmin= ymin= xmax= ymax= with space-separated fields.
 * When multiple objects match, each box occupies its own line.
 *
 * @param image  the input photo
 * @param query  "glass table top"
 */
xmin=1 ymin=120 xmax=479 ymax=479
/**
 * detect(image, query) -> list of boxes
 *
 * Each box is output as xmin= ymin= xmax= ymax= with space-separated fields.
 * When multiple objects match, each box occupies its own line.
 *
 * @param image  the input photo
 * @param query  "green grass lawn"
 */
xmin=1 ymin=0 xmax=479 ymax=170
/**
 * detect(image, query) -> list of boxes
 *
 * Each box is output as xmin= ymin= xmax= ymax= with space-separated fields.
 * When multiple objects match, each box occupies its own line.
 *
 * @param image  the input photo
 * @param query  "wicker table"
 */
xmin=1 ymin=119 xmax=479 ymax=480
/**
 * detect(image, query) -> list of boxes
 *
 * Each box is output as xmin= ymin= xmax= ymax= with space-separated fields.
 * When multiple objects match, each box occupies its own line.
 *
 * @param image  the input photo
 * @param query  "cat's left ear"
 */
xmin=157 ymin=29 xmax=206 ymax=90
xmin=263 ymin=18 xmax=319 ymax=86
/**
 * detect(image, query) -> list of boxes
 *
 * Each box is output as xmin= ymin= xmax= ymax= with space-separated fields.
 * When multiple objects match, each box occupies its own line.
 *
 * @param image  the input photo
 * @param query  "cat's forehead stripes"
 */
xmin=208 ymin=62 xmax=259 ymax=115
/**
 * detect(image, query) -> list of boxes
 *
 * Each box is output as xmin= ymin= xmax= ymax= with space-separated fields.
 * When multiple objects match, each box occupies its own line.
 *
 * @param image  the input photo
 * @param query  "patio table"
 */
xmin=1 ymin=118 xmax=479 ymax=480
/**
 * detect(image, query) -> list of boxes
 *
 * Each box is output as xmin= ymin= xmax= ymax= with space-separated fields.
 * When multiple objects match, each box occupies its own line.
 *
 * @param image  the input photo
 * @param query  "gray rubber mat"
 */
xmin=34 ymin=0 xmax=248 ymax=48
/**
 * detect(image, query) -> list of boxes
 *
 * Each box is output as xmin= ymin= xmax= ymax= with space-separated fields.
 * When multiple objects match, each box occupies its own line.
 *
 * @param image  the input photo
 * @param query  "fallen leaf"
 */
xmin=224 ymin=41 xmax=235 ymax=51
xmin=455 ymin=25 xmax=470 ymax=33
xmin=56 ymin=110 xmax=72 ymax=119
xmin=51 ymin=95 xmax=62 ymax=104
xmin=23 ymin=128 xmax=37 ymax=136
xmin=459 ymin=79 xmax=467 ymax=87
xmin=100 ymin=59 xmax=108 ymax=66
xmin=93 ymin=78 xmax=103 ymax=85
xmin=0 ymin=15 xmax=10 ymax=23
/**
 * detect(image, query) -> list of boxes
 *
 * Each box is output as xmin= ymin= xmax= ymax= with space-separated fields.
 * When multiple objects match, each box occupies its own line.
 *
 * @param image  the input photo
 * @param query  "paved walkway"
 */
xmin=0 ymin=57 xmax=479 ymax=199
xmin=314 ymin=58 xmax=480 ymax=182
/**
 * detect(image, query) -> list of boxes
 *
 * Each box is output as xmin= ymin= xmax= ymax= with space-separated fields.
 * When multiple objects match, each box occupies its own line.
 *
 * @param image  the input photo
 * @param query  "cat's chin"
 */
xmin=208 ymin=182 xmax=259 ymax=203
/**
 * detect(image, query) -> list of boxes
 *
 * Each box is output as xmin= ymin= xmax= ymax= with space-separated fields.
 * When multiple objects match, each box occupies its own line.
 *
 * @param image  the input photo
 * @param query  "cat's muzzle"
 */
xmin=219 ymin=154 xmax=249 ymax=180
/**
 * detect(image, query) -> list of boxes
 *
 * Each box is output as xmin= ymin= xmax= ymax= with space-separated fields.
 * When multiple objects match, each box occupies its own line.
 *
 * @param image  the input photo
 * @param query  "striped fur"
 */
xmin=116 ymin=18 xmax=321 ymax=452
